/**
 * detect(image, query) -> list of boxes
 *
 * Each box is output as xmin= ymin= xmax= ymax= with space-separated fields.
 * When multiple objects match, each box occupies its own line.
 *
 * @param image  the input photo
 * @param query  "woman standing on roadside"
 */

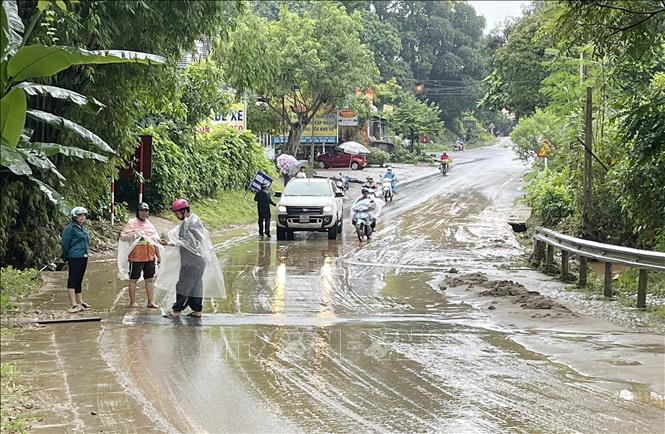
xmin=61 ymin=207 xmax=91 ymax=313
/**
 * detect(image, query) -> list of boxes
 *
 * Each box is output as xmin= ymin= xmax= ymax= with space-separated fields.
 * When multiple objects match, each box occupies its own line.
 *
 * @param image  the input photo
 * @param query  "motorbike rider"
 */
xmin=362 ymin=176 xmax=378 ymax=193
xmin=337 ymin=172 xmax=350 ymax=191
xmin=439 ymin=152 xmax=451 ymax=174
xmin=352 ymin=188 xmax=377 ymax=230
xmin=381 ymin=166 xmax=398 ymax=193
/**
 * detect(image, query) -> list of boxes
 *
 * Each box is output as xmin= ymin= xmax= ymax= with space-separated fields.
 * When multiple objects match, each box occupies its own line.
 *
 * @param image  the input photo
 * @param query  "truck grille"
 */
xmin=287 ymin=206 xmax=323 ymax=214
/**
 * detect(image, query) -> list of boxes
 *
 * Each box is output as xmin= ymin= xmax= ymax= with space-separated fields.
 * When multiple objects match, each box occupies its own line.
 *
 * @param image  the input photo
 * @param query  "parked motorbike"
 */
xmin=381 ymin=179 xmax=393 ymax=202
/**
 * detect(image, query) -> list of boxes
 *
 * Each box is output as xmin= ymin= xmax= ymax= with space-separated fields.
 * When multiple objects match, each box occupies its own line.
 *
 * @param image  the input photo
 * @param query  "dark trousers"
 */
xmin=172 ymin=293 xmax=203 ymax=313
xmin=67 ymin=257 xmax=88 ymax=293
xmin=258 ymin=213 xmax=271 ymax=235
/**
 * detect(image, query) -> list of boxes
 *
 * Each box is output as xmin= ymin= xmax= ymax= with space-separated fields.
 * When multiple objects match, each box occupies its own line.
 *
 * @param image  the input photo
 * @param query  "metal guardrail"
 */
xmin=532 ymin=227 xmax=665 ymax=308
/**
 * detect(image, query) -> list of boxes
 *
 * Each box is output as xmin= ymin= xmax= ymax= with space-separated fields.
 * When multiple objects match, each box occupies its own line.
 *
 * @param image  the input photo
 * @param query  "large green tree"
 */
xmin=505 ymin=0 xmax=665 ymax=248
xmin=345 ymin=1 xmax=488 ymax=127
xmin=216 ymin=2 xmax=377 ymax=154
xmin=1 ymin=0 xmax=244 ymax=267
xmin=1 ymin=1 xmax=165 ymax=210
xmin=388 ymin=93 xmax=444 ymax=150
xmin=481 ymin=2 xmax=552 ymax=121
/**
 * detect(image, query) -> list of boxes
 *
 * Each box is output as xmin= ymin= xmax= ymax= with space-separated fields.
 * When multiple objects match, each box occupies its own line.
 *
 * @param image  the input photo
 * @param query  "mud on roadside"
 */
xmin=439 ymin=272 xmax=578 ymax=320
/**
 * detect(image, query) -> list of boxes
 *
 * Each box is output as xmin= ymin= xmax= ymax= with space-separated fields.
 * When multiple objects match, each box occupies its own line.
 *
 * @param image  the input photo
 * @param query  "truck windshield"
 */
xmin=284 ymin=182 xmax=332 ymax=197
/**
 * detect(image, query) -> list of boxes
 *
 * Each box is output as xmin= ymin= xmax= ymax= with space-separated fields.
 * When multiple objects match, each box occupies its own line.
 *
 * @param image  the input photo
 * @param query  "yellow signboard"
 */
xmin=537 ymin=140 xmax=551 ymax=158
xmin=273 ymin=105 xmax=337 ymax=145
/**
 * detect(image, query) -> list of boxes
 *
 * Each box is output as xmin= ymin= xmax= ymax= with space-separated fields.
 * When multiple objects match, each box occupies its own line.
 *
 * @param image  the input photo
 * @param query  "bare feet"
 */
xmin=128 ymin=303 xmax=140 ymax=308
xmin=146 ymin=303 xmax=159 ymax=309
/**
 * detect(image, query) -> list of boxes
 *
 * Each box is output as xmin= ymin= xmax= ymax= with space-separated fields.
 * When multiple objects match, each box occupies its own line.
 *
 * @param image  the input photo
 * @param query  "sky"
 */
xmin=467 ymin=1 xmax=530 ymax=33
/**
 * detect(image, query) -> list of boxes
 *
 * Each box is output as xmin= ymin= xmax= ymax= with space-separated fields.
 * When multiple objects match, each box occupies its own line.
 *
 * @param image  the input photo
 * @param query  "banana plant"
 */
xmin=1 ymin=0 xmax=165 ymax=211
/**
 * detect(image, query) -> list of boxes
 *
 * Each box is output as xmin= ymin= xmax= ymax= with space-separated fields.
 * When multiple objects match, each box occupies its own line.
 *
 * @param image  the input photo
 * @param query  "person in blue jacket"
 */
xmin=61 ymin=207 xmax=91 ymax=313
xmin=381 ymin=166 xmax=398 ymax=193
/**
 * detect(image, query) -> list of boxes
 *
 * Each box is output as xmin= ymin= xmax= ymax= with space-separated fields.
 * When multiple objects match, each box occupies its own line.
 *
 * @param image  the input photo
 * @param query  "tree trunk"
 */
xmin=285 ymin=124 xmax=304 ymax=155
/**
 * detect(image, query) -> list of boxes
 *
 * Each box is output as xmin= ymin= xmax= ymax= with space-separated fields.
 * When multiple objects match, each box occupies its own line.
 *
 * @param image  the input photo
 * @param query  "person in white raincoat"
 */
xmin=158 ymin=199 xmax=225 ymax=318
xmin=117 ymin=202 xmax=162 ymax=308
xmin=351 ymin=188 xmax=384 ymax=229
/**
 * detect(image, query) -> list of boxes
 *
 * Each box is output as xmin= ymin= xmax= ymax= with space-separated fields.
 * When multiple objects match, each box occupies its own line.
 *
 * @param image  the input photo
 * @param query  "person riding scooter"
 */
xmin=381 ymin=166 xmax=398 ymax=193
xmin=362 ymin=176 xmax=378 ymax=190
xmin=362 ymin=176 xmax=380 ymax=197
xmin=439 ymin=152 xmax=451 ymax=175
xmin=351 ymin=188 xmax=377 ymax=230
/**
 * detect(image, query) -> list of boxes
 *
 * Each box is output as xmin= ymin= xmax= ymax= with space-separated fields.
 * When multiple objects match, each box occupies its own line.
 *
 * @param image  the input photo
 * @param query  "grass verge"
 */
xmin=1 ymin=267 xmax=42 ymax=432
xmin=583 ymin=269 xmax=665 ymax=321
xmin=0 ymin=267 xmax=42 ymax=314
xmin=160 ymin=182 xmax=284 ymax=230
xmin=1 ymin=363 xmax=33 ymax=434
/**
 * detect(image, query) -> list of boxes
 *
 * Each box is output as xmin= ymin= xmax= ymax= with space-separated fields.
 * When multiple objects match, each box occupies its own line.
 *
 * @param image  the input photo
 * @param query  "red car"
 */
xmin=317 ymin=149 xmax=367 ymax=170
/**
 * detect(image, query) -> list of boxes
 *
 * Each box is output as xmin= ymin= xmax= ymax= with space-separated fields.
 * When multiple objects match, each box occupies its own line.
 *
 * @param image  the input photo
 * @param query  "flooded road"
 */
xmin=7 ymin=142 xmax=665 ymax=432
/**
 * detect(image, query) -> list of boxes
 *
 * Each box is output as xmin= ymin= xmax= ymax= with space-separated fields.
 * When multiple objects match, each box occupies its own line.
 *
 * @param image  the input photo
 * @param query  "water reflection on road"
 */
xmin=11 ymin=143 xmax=664 ymax=433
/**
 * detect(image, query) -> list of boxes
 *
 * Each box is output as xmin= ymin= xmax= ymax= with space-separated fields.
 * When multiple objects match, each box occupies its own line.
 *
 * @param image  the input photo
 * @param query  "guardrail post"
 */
xmin=637 ymin=270 xmax=648 ymax=308
xmin=546 ymin=244 xmax=555 ymax=269
xmin=579 ymin=256 xmax=588 ymax=286
xmin=532 ymin=239 xmax=544 ymax=267
xmin=603 ymin=262 xmax=613 ymax=298
xmin=561 ymin=250 xmax=570 ymax=277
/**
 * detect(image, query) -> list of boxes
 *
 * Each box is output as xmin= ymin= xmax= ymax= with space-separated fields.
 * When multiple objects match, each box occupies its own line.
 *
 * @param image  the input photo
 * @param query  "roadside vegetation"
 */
xmin=488 ymin=2 xmax=664 ymax=252
xmin=584 ymin=271 xmax=665 ymax=322
xmin=161 ymin=179 xmax=285 ymax=231
xmin=485 ymin=2 xmax=664 ymax=312
xmin=0 ymin=267 xmax=41 ymax=433
xmin=1 ymin=0 xmax=501 ymax=270
xmin=1 ymin=362 xmax=33 ymax=434
xmin=0 ymin=267 xmax=42 ymax=314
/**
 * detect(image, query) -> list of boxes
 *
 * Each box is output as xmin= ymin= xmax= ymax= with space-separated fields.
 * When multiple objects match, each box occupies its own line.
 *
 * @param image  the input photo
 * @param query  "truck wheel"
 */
xmin=350 ymin=162 xmax=359 ymax=170
xmin=277 ymin=227 xmax=286 ymax=241
xmin=328 ymin=226 xmax=337 ymax=240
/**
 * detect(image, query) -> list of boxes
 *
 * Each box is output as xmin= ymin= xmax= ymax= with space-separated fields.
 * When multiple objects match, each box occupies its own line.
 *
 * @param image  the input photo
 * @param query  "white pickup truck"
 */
xmin=274 ymin=178 xmax=344 ymax=240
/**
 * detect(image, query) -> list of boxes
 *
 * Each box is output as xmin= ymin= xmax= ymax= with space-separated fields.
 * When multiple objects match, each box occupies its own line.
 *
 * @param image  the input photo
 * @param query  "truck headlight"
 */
xmin=278 ymin=205 xmax=287 ymax=213
xmin=323 ymin=206 xmax=332 ymax=213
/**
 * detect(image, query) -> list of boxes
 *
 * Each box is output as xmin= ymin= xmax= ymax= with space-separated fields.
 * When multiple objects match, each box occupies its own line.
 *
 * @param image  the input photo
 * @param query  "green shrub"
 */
xmin=510 ymin=109 xmax=569 ymax=162
xmin=390 ymin=147 xmax=418 ymax=163
xmin=525 ymin=169 xmax=574 ymax=228
xmin=143 ymin=124 xmax=277 ymax=212
xmin=367 ymin=148 xmax=390 ymax=166
xmin=0 ymin=267 xmax=42 ymax=313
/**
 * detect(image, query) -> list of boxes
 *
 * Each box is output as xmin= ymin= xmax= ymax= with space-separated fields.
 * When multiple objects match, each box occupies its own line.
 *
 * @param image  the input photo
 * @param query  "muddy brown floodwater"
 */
xmin=5 ymin=140 xmax=664 ymax=433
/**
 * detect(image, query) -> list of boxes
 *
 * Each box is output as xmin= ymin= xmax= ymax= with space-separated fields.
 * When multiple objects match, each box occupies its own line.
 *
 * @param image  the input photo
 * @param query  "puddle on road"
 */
xmin=6 ymin=146 xmax=665 ymax=432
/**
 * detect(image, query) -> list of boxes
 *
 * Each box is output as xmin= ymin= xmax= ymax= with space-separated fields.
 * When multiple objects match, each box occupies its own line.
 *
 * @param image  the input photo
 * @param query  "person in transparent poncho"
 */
xmin=159 ymin=199 xmax=226 ymax=318
xmin=117 ymin=202 xmax=162 ymax=308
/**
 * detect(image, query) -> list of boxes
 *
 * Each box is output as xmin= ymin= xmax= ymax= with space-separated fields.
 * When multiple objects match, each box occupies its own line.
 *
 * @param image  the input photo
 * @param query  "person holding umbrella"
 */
xmin=254 ymin=182 xmax=276 ymax=237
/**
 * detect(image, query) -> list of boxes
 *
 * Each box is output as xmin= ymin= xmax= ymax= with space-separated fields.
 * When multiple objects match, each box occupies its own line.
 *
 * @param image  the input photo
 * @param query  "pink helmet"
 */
xmin=171 ymin=199 xmax=189 ymax=212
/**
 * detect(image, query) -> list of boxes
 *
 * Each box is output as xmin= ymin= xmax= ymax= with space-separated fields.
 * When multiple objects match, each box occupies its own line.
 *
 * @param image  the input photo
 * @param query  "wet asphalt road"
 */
xmin=8 ymin=141 xmax=665 ymax=433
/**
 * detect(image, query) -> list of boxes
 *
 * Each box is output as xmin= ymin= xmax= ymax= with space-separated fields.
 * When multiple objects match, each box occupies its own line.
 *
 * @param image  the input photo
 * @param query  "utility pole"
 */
xmin=579 ymin=48 xmax=593 ymax=287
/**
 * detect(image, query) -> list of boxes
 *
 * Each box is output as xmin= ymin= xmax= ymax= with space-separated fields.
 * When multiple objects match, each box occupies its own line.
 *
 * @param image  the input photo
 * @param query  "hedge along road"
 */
xmin=6 ymin=139 xmax=664 ymax=433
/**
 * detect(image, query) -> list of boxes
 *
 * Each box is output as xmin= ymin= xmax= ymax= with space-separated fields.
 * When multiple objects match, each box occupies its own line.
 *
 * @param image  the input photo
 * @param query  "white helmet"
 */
xmin=70 ymin=206 xmax=88 ymax=217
